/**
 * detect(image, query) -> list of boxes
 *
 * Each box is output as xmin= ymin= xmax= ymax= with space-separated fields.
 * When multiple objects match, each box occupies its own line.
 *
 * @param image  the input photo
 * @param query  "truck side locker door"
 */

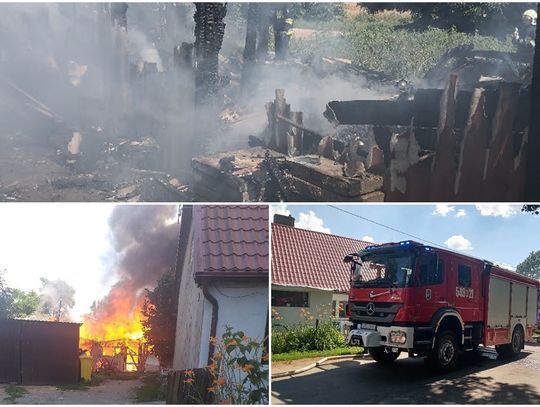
xmin=455 ymin=261 xmax=482 ymax=321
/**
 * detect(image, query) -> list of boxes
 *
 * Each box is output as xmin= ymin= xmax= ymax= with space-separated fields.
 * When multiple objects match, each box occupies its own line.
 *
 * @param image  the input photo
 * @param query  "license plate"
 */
xmin=361 ymin=323 xmax=376 ymax=330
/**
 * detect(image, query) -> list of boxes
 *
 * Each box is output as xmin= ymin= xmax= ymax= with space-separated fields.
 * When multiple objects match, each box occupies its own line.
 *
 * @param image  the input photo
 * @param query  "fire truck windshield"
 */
xmin=352 ymin=251 xmax=415 ymax=288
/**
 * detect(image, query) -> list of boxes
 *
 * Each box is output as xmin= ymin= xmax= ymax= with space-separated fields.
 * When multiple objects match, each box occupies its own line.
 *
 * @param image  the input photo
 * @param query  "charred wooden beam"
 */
xmin=324 ymin=88 xmax=484 ymax=130
xmin=324 ymin=89 xmax=444 ymax=127
xmin=429 ymin=74 xmax=459 ymax=201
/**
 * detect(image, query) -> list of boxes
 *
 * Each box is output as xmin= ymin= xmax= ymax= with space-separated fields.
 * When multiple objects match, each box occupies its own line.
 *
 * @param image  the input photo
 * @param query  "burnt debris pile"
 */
xmin=0 ymin=4 xmax=534 ymax=202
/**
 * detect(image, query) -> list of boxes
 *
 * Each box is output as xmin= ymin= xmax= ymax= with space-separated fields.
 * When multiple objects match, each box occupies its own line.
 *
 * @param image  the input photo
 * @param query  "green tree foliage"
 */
xmin=0 ymin=270 xmax=12 ymax=319
xmin=363 ymin=3 xmax=535 ymax=35
xmin=522 ymin=205 xmax=540 ymax=215
xmin=141 ymin=271 xmax=178 ymax=367
xmin=0 ymin=270 xmax=40 ymax=319
xmin=516 ymin=251 xmax=540 ymax=280
xmin=10 ymin=289 xmax=40 ymax=318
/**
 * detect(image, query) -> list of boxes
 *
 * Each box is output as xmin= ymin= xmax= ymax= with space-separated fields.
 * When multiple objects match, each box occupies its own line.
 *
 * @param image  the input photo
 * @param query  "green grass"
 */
xmin=57 ymin=382 xmax=91 ymax=392
xmin=135 ymin=374 xmax=166 ymax=403
xmin=289 ymin=9 xmax=515 ymax=80
xmin=3 ymin=385 xmax=28 ymax=403
xmin=272 ymin=346 xmax=364 ymax=362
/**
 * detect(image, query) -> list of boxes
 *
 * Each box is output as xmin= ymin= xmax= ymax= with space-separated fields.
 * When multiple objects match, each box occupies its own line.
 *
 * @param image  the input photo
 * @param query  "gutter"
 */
xmin=202 ymin=284 xmax=219 ymax=365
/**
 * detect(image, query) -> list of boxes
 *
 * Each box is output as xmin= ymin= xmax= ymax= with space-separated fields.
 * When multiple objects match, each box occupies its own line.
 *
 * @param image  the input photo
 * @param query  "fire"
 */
xmin=79 ymin=285 xmax=149 ymax=373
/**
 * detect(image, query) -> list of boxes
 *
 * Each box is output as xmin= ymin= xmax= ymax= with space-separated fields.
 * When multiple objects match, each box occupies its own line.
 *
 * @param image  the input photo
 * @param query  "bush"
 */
xmin=272 ymin=322 xmax=346 ymax=354
xmin=289 ymin=10 xmax=516 ymax=80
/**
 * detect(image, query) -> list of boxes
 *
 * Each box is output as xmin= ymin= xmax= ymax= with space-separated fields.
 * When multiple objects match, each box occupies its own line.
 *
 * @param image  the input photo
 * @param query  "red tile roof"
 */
xmin=272 ymin=223 xmax=375 ymax=292
xmin=193 ymin=205 xmax=269 ymax=280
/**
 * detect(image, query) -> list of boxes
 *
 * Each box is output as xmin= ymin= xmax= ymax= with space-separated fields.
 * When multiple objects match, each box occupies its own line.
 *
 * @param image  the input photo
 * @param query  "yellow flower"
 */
xmin=216 ymin=377 xmax=226 ymax=386
xmin=209 ymin=336 xmax=218 ymax=345
xmin=213 ymin=352 xmax=222 ymax=361
xmin=207 ymin=386 xmax=216 ymax=393
xmin=218 ymin=399 xmax=231 ymax=404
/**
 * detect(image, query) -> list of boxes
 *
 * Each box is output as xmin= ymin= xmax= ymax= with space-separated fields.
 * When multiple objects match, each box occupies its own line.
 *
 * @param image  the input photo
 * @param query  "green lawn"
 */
xmin=272 ymin=346 xmax=364 ymax=362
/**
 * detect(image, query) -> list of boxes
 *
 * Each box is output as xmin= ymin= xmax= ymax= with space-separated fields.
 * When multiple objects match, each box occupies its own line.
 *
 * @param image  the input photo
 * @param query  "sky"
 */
xmin=0 ymin=204 xmax=117 ymax=321
xmin=271 ymin=203 xmax=540 ymax=271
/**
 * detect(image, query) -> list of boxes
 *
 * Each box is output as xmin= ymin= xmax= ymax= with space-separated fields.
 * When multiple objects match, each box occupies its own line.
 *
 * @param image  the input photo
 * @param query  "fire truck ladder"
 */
xmin=463 ymin=325 xmax=474 ymax=351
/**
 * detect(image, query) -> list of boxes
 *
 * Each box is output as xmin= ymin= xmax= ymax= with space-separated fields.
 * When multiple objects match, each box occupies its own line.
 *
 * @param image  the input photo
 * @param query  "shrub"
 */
xmin=272 ymin=322 xmax=346 ymax=354
xmin=290 ymin=9 xmax=516 ymax=80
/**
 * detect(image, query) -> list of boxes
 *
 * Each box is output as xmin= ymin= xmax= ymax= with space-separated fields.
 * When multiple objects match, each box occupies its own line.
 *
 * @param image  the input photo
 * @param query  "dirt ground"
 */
xmin=272 ymin=344 xmax=540 ymax=404
xmin=0 ymin=378 xmax=149 ymax=405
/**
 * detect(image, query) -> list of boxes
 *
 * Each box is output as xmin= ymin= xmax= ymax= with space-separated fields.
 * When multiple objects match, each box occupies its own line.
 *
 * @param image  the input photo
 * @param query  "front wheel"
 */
xmin=368 ymin=347 xmax=400 ymax=364
xmin=426 ymin=330 xmax=459 ymax=372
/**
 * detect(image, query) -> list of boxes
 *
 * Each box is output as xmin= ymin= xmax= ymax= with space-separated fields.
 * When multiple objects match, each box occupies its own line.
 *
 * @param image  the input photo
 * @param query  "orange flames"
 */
xmin=79 ymin=284 xmax=148 ymax=372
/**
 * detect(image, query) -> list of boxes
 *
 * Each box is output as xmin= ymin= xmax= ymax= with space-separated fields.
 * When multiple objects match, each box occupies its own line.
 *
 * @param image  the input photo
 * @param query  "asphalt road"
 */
xmin=272 ymin=344 xmax=540 ymax=404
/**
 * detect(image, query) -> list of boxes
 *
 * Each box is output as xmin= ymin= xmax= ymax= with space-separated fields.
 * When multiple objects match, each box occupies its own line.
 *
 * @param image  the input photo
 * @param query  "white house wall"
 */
xmin=198 ymin=280 xmax=269 ymax=366
xmin=272 ymin=285 xmax=338 ymax=326
xmin=172 ymin=225 xmax=205 ymax=371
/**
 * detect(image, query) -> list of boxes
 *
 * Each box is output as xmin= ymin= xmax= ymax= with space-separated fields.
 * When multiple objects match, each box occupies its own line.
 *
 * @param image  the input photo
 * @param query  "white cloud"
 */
xmin=433 ymin=204 xmax=455 ymax=216
xmin=270 ymin=204 xmax=290 ymax=219
xmin=444 ymin=235 xmax=473 ymax=251
xmin=455 ymin=209 xmax=466 ymax=218
xmin=296 ymin=210 xmax=331 ymax=234
xmin=361 ymin=235 xmax=375 ymax=243
xmin=495 ymin=262 xmax=516 ymax=271
xmin=475 ymin=204 xmax=518 ymax=218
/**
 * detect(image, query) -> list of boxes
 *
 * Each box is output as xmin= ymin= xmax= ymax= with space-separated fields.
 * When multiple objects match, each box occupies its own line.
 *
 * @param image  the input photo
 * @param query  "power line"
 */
xmin=327 ymin=205 xmax=447 ymax=250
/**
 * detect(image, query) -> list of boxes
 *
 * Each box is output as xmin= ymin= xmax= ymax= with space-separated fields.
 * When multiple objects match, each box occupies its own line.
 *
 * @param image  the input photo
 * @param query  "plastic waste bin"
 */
xmin=80 ymin=355 xmax=93 ymax=382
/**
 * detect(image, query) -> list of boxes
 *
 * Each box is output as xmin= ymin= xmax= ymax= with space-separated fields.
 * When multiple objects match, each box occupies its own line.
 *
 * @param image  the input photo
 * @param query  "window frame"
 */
xmin=271 ymin=290 xmax=310 ymax=307
xmin=458 ymin=264 xmax=472 ymax=288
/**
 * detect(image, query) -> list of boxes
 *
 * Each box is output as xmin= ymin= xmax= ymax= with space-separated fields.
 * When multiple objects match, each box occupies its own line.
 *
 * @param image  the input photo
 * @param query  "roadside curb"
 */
xmin=271 ymin=353 xmax=371 ymax=379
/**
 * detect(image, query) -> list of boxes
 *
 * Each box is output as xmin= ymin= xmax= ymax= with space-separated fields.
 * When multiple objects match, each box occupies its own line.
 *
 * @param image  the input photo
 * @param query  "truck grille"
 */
xmin=350 ymin=301 xmax=402 ymax=324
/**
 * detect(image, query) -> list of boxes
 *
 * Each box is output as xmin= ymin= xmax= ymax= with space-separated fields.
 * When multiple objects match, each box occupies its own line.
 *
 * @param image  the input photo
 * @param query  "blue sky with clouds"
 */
xmin=271 ymin=204 xmax=540 ymax=270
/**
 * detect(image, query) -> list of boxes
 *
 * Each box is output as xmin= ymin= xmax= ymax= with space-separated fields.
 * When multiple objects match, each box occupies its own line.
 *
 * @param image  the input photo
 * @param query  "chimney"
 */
xmin=273 ymin=214 xmax=295 ymax=227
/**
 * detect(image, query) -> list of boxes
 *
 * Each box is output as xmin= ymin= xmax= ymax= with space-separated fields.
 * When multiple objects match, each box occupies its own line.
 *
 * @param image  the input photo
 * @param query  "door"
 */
xmin=411 ymin=251 xmax=447 ymax=322
xmin=0 ymin=320 xmax=21 ymax=384
xmin=452 ymin=261 xmax=483 ymax=321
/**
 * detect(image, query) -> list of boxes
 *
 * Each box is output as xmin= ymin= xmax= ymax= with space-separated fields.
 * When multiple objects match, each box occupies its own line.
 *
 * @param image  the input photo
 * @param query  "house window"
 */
xmin=332 ymin=300 xmax=347 ymax=318
xmin=272 ymin=290 xmax=309 ymax=307
xmin=458 ymin=265 xmax=472 ymax=287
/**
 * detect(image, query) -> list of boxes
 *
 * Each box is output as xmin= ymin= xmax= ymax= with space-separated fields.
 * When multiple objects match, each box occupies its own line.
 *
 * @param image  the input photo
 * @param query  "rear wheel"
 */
xmin=496 ymin=325 xmax=524 ymax=358
xmin=426 ymin=330 xmax=459 ymax=372
xmin=368 ymin=347 xmax=400 ymax=364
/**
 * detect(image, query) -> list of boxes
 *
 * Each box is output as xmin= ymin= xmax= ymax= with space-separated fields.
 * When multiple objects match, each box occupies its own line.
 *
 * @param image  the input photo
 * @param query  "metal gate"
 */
xmin=0 ymin=319 xmax=80 ymax=385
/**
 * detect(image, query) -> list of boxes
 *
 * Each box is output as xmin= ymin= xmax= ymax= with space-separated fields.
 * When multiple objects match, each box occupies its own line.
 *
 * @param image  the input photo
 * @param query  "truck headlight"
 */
xmin=389 ymin=330 xmax=407 ymax=344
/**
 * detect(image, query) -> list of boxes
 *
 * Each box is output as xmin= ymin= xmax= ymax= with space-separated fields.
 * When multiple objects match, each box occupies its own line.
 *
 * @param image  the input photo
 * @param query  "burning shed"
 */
xmin=0 ymin=319 xmax=81 ymax=385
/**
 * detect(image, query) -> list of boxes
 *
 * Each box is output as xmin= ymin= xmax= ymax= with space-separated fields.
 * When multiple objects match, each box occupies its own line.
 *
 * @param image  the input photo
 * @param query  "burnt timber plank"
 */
xmin=430 ymin=74 xmax=459 ymax=201
xmin=284 ymin=155 xmax=383 ymax=197
xmin=483 ymin=82 xmax=521 ymax=201
xmin=454 ymin=88 xmax=491 ymax=201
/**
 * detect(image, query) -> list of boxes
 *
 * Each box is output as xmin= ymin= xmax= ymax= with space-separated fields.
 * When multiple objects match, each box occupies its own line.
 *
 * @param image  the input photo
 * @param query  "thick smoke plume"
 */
xmin=37 ymin=277 xmax=76 ymax=321
xmin=82 ymin=205 xmax=179 ymax=339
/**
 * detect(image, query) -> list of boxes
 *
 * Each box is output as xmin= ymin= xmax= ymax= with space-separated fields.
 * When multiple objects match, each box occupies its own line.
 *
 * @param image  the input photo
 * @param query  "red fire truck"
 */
xmin=344 ymin=240 xmax=540 ymax=371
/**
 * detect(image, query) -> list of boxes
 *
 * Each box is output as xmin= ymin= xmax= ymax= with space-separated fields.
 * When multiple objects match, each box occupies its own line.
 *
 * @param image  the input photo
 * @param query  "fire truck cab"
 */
xmin=344 ymin=241 xmax=540 ymax=371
